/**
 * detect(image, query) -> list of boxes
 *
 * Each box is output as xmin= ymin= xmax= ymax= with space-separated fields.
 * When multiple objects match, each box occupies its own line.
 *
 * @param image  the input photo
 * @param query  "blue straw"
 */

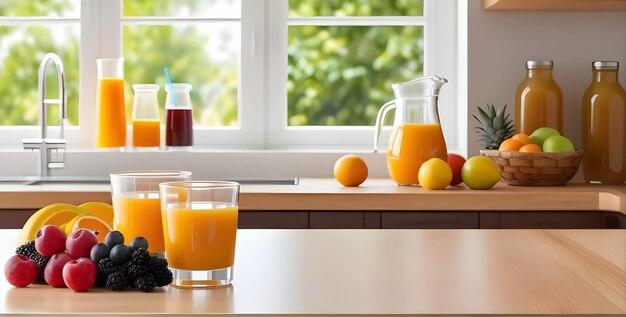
xmin=163 ymin=67 xmax=177 ymax=107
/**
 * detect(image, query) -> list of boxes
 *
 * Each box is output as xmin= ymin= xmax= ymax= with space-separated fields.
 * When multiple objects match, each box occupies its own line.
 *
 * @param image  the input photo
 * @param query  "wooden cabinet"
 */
xmin=238 ymin=211 xmax=308 ymax=229
xmin=381 ymin=212 xmax=479 ymax=229
xmin=499 ymin=211 xmax=603 ymax=229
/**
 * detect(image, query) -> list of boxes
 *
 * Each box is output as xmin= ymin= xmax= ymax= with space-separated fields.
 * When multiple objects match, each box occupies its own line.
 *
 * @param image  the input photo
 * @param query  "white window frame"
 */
xmin=0 ymin=0 xmax=459 ymax=153
xmin=267 ymin=0 xmax=459 ymax=152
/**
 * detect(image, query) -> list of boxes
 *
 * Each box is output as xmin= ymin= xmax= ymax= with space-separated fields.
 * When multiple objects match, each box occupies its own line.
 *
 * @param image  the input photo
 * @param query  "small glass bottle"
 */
xmin=582 ymin=61 xmax=626 ymax=184
xmin=165 ymin=83 xmax=193 ymax=148
xmin=515 ymin=60 xmax=563 ymax=134
xmin=131 ymin=84 xmax=160 ymax=148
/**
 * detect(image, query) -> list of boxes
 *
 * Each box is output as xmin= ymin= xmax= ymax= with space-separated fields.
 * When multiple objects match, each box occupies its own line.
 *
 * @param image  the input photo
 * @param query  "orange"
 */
xmin=519 ymin=143 xmax=542 ymax=153
xmin=511 ymin=133 xmax=531 ymax=145
xmin=498 ymin=139 xmax=523 ymax=152
xmin=65 ymin=215 xmax=112 ymax=243
xmin=334 ymin=154 xmax=368 ymax=187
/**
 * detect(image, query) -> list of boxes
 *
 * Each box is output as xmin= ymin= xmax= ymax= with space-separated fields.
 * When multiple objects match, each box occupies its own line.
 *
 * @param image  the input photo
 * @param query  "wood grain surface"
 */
xmin=0 ymin=229 xmax=624 ymax=316
xmin=0 ymin=179 xmax=624 ymax=214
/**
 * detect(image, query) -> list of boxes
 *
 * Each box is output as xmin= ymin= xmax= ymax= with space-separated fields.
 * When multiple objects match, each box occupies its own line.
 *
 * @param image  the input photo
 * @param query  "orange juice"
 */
xmin=162 ymin=203 xmax=238 ymax=271
xmin=582 ymin=65 xmax=626 ymax=183
xmin=515 ymin=62 xmax=563 ymax=134
xmin=98 ymin=78 xmax=126 ymax=147
xmin=387 ymin=123 xmax=447 ymax=185
xmin=112 ymin=192 xmax=164 ymax=253
xmin=132 ymin=119 xmax=160 ymax=147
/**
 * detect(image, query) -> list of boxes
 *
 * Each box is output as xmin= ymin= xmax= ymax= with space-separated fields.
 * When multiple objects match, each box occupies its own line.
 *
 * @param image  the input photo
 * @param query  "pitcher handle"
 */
xmin=374 ymin=100 xmax=396 ymax=153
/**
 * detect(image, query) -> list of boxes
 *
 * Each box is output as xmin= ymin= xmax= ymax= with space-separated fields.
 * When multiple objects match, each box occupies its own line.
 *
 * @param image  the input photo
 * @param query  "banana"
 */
xmin=78 ymin=202 xmax=114 ymax=227
xmin=18 ymin=203 xmax=88 ymax=245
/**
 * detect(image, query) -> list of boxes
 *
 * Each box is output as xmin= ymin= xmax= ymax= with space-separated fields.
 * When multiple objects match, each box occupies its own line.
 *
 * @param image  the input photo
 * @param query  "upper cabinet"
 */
xmin=482 ymin=0 xmax=626 ymax=11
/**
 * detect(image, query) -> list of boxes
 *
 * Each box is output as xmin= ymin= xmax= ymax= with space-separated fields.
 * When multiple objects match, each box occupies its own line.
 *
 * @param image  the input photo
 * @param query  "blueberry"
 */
xmin=90 ymin=243 xmax=111 ymax=263
xmin=110 ymin=244 xmax=132 ymax=264
xmin=130 ymin=237 xmax=149 ymax=252
xmin=105 ymin=231 xmax=124 ymax=248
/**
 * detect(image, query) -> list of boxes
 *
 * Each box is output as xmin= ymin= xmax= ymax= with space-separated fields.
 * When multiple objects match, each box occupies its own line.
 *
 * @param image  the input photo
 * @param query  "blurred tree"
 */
xmin=287 ymin=0 xmax=424 ymax=126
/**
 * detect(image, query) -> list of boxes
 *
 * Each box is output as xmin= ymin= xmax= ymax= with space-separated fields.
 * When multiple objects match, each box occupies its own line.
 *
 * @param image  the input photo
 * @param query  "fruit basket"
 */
xmin=480 ymin=150 xmax=583 ymax=186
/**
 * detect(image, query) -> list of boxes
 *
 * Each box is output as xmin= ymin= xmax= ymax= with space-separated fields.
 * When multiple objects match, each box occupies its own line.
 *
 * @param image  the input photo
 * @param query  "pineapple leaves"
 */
xmin=473 ymin=104 xmax=516 ymax=149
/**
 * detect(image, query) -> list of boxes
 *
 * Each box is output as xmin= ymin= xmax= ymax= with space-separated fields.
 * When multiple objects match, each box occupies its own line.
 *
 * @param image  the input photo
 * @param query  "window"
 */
xmin=0 ymin=0 xmax=458 ymax=151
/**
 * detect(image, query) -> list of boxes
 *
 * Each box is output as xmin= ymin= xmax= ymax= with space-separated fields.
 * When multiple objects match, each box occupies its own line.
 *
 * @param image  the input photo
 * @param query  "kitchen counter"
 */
xmin=0 ymin=229 xmax=623 ymax=315
xmin=0 ymin=178 xmax=625 ymax=214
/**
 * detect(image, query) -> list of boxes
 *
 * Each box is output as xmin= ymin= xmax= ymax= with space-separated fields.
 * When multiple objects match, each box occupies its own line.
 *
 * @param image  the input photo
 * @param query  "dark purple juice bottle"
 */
xmin=165 ymin=83 xmax=193 ymax=147
xmin=165 ymin=109 xmax=193 ymax=146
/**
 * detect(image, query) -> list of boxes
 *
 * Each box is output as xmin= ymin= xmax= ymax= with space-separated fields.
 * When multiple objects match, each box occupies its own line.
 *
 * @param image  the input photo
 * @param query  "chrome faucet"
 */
xmin=22 ymin=53 xmax=67 ymax=178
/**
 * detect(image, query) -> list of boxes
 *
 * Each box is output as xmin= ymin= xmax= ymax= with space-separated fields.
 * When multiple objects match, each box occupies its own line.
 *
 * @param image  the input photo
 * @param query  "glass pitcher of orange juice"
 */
xmin=374 ymin=76 xmax=448 ymax=185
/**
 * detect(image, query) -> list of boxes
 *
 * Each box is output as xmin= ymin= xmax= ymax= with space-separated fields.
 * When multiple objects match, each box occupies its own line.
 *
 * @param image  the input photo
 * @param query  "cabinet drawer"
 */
xmin=309 ymin=212 xmax=364 ymax=229
xmin=238 ymin=211 xmax=308 ymax=229
xmin=499 ymin=211 xmax=603 ymax=229
xmin=381 ymin=212 xmax=479 ymax=229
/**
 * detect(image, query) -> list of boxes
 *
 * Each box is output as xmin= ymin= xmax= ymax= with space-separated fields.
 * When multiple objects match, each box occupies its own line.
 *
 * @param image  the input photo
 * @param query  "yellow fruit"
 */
xmin=461 ymin=156 xmax=500 ymax=190
xmin=78 ymin=202 xmax=114 ymax=227
xmin=498 ymin=139 xmax=523 ymax=152
xmin=65 ymin=215 xmax=112 ymax=243
xmin=18 ymin=203 xmax=88 ymax=245
xmin=333 ymin=154 xmax=368 ymax=187
xmin=519 ymin=143 xmax=542 ymax=153
xmin=418 ymin=158 xmax=452 ymax=190
xmin=511 ymin=133 xmax=531 ymax=145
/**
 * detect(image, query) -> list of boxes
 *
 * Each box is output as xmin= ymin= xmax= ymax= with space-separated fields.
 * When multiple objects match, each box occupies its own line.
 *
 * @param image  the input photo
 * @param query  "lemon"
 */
xmin=461 ymin=156 xmax=500 ymax=190
xmin=418 ymin=158 xmax=452 ymax=190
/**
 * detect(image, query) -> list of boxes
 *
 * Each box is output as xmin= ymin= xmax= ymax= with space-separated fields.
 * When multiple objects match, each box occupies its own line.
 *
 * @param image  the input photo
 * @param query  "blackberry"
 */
xmin=16 ymin=241 xmax=49 ymax=283
xmin=125 ymin=262 xmax=149 ymax=280
xmin=152 ymin=267 xmax=173 ymax=287
xmin=130 ymin=248 xmax=150 ymax=266
xmin=94 ymin=272 xmax=107 ymax=288
xmin=106 ymin=271 xmax=129 ymax=291
xmin=149 ymin=256 xmax=169 ymax=271
xmin=134 ymin=274 xmax=156 ymax=292
xmin=98 ymin=257 xmax=122 ymax=276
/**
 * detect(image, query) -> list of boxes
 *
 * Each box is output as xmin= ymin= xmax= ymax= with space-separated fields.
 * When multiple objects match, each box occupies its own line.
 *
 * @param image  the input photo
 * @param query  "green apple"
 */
xmin=461 ymin=156 xmax=500 ymax=190
xmin=529 ymin=127 xmax=560 ymax=147
xmin=542 ymin=135 xmax=575 ymax=152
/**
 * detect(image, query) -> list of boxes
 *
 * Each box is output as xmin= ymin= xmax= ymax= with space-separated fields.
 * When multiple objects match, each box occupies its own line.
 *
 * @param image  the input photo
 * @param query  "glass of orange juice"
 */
xmin=110 ymin=171 xmax=192 ymax=255
xmin=159 ymin=181 xmax=240 ymax=288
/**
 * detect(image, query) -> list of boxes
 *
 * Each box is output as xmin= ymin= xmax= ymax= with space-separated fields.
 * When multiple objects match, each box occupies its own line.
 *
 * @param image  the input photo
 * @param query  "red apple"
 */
xmin=35 ymin=225 xmax=67 ymax=257
xmin=66 ymin=229 xmax=98 ymax=258
xmin=447 ymin=153 xmax=466 ymax=186
xmin=62 ymin=257 xmax=97 ymax=292
xmin=4 ymin=254 xmax=39 ymax=287
xmin=44 ymin=252 xmax=76 ymax=287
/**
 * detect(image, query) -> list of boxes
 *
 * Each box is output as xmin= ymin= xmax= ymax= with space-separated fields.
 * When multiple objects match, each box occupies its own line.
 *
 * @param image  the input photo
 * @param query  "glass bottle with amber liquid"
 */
xmin=515 ymin=61 xmax=563 ymax=134
xmin=582 ymin=61 xmax=626 ymax=184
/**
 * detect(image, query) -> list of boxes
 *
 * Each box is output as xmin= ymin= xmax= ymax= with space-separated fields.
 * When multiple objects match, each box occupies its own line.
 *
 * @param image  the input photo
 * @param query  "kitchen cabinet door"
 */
xmin=381 ymin=212 xmax=479 ymax=229
xmin=499 ymin=211 xmax=603 ymax=229
xmin=238 ymin=211 xmax=309 ymax=229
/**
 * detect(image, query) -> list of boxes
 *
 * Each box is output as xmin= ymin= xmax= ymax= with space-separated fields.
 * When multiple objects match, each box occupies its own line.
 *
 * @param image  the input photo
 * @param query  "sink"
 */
xmin=0 ymin=177 xmax=299 ymax=186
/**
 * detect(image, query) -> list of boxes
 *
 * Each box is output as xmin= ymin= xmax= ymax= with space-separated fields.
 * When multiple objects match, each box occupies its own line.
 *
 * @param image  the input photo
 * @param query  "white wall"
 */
xmin=467 ymin=1 xmax=626 ymax=157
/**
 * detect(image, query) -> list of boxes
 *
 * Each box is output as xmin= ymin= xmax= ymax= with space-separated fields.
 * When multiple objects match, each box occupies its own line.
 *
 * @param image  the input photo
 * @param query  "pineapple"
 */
xmin=473 ymin=104 xmax=515 ymax=149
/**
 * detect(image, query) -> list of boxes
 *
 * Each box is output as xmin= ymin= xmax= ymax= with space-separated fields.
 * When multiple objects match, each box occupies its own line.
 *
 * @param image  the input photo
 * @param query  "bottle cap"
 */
xmin=593 ymin=61 xmax=619 ymax=70
xmin=526 ymin=61 xmax=553 ymax=69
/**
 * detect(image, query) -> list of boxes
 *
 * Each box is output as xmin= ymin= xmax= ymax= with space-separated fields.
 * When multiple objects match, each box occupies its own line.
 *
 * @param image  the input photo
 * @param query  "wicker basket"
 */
xmin=480 ymin=149 xmax=583 ymax=186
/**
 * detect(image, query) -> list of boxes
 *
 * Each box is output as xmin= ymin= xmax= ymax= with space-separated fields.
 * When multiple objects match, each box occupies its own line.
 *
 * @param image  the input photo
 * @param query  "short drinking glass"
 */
xmin=160 ymin=181 xmax=240 ymax=288
xmin=110 ymin=171 xmax=192 ymax=255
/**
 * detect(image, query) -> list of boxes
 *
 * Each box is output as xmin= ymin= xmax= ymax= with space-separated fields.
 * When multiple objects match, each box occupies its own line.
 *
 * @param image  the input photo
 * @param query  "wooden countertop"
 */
xmin=0 ymin=229 xmax=624 ymax=315
xmin=0 ymin=179 xmax=625 ymax=214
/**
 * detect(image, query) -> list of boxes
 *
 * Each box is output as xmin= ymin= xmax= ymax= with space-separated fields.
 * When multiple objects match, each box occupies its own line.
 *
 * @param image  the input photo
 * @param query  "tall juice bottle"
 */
xmin=131 ymin=84 xmax=160 ymax=147
xmin=515 ymin=60 xmax=563 ymax=134
xmin=582 ymin=61 xmax=626 ymax=184
xmin=97 ymin=58 xmax=126 ymax=147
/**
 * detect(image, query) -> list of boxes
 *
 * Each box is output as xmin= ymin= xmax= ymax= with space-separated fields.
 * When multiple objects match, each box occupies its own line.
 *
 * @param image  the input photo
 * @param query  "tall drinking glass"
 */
xmin=160 ymin=181 xmax=240 ymax=288
xmin=110 ymin=171 xmax=192 ymax=255
xmin=97 ymin=58 xmax=126 ymax=147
